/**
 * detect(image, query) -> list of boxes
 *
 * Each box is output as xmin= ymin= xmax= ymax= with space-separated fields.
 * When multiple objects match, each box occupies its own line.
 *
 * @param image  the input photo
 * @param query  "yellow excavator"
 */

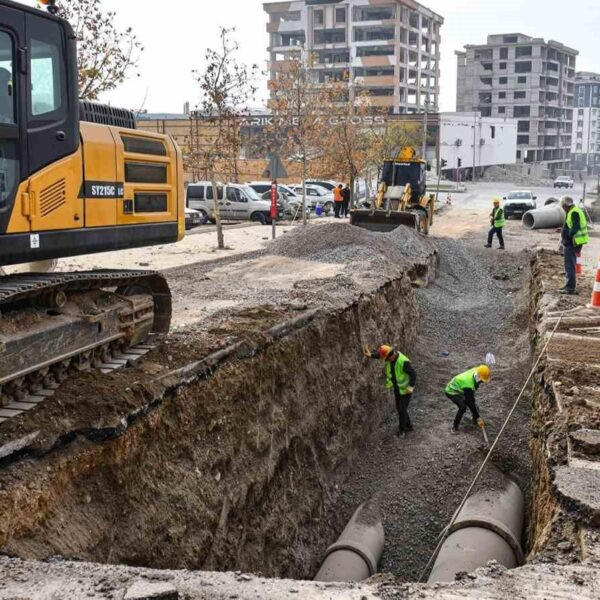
xmin=0 ymin=0 xmax=184 ymax=404
xmin=350 ymin=146 xmax=435 ymax=234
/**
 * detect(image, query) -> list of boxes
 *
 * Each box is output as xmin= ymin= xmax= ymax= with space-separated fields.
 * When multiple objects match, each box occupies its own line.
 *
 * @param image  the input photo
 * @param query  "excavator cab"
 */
xmin=351 ymin=146 xmax=434 ymax=234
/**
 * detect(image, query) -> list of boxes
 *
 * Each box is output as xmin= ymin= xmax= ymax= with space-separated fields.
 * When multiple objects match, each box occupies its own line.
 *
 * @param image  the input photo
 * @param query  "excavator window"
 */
xmin=30 ymin=36 xmax=63 ymax=117
xmin=0 ymin=30 xmax=18 ymax=209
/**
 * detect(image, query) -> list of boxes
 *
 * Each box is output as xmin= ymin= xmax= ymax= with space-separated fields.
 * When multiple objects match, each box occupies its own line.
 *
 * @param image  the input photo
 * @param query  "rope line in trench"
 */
xmin=417 ymin=312 xmax=565 ymax=583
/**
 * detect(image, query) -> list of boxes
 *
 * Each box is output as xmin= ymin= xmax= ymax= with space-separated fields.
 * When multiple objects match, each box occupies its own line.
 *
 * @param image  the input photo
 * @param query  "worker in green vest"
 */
xmin=561 ymin=196 xmax=589 ymax=295
xmin=445 ymin=365 xmax=491 ymax=433
xmin=365 ymin=344 xmax=417 ymax=438
xmin=485 ymin=197 xmax=506 ymax=250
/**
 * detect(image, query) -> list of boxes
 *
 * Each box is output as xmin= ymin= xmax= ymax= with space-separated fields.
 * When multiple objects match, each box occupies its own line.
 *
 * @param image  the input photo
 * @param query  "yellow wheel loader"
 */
xmin=0 ymin=0 xmax=184 ymax=404
xmin=350 ymin=146 xmax=435 ymax=234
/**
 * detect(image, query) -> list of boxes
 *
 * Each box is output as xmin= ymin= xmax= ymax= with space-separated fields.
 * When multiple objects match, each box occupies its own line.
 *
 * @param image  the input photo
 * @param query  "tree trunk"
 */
xmin=302 ymin=157 xmax=307 ymax=226
xmin=210 ymin=173 xmax=225 ymax=249
xmin=350 ymin=172 xmax=355 ymax=211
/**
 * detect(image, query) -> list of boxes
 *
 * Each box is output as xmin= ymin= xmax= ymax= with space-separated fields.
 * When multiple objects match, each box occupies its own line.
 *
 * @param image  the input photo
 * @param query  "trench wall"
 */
xmin=528 ymin=251 xmax=600 ymax=564
xmin=0 ymin=255 xmax=437 ymax=579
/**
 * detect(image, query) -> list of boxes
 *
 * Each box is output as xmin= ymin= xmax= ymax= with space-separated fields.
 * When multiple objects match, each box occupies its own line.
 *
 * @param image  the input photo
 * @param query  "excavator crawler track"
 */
xmin=0 ymin=270 xmax=172 ymax=412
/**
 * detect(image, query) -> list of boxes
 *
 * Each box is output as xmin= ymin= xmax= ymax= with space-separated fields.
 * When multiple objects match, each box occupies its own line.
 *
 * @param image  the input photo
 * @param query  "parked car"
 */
xmin=185 ymin=206 xmax=204 ymax=230
xmin=553 ymin=176 xmax=574 ymax=189
xmin=502 ymin=190 xmax=537 ymax=218
xmin=186 ymin=182 xmax=283 ymax=224
xmin=306 ymin=179 xmax=341 ymax=192
xmin=288 ymin=184 xmax=335 ymax=215
xmin=247 ymin=182 xmax=308 ymax=218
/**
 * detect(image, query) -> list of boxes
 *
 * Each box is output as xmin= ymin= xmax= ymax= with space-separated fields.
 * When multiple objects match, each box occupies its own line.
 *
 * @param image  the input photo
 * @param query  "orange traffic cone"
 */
xmin=576 ymin=250 xmax=583 ymax=275
xmin=590 ymin=256 xmax=600 ymax=309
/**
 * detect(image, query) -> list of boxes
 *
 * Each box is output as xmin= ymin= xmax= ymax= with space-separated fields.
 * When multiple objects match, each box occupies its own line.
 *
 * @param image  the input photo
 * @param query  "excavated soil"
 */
xmin=0 ymin=223 xmax=536 ymax=583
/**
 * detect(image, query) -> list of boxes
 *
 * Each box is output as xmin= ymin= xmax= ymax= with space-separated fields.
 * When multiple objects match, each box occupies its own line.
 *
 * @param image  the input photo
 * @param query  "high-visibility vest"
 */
xmin=333 ymin=187 xmax=343 ymax=202
xmin=445 ymin=367 xmax=477 ymax=396
xmin=385 ymin=352 xmax=411 ymax=394
xmin=566 ymin=206 xmax=589 ymax=246
xmin=493 ymin=206 xmax=506 ymax=228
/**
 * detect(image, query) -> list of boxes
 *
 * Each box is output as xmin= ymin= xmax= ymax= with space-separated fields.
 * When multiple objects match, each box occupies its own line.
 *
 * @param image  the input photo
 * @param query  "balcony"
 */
xmin=355 ymin=75 xmax=396 ymax=87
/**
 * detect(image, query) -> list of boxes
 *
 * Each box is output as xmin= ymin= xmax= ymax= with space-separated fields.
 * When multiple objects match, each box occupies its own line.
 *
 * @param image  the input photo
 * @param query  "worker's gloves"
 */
xmin=363 ymin=345 xmax=373 ymax=358
xmin=405 ymin=386 xmax=415 ymax=394
xmin=477 ymin=418 xmax=485 ymax=428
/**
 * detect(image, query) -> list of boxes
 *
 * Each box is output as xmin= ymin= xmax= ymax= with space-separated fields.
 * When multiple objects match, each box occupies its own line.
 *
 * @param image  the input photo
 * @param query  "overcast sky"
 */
xmin=27 ymin=0 xmax=600 ymax=113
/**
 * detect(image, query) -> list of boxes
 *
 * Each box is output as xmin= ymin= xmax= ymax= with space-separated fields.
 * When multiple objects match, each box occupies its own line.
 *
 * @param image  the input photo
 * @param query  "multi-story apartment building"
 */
xmin=571 ymin=72 xmax=600 ymax=173
xmin=264 ymin=0 xmax=443 ymax=114
xmin=456 ymin=34 xmax=577 ymax=171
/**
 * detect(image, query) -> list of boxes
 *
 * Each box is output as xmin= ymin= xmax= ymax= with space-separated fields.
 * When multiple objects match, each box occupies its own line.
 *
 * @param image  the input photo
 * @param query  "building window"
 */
xmin=518 ymin=76 xmax=527 ymax=84
xmin=336 ymin=7 xmax=346 ymax=23
xmin=515 ymin=61 xmax=532 ymax=73
xmin=499 ymin=77 xmax=508 ymax=84
xmin=518 ymin=120 xmax=530 ymax=132
xmin=514 ymin=91 xmax=526 ymax=99
xmin=517 ymin=135 xmax=530 ymax=145
xmin=514 ymin=105 xmax=530 ymax=117
xmin=498 ymin=106 xmax=506 ymax=114
xmin=499 ymin=47 xmax=508 ymax=59
xmin=515 ymin=46 xmax=533 ymax=58
xmin=503 ymin=35 xmax=518 ymax=43
xmin=499 ymin=91 xmax=506 ymax=99
xmin=579 ymin=108 xmax=585 ymax=115
xmin=499 ymin=62 xmax=507 ymax=70
xmin=314 ymin=10 xmax=324 ymax=25
xmin=490 ymin=126 xmax=496 ymax=139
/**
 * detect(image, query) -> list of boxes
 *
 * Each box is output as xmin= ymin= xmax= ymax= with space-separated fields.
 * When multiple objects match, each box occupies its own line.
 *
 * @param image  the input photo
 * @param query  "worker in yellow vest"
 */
xmin=561 ymin=197 xmax=589 ymax=295
xmin=445 ymin=365 xmax=491 ymax=433
xmin=365 ymin=344 xmax=417 ymax=438
xmin=484 ymin=197 xmax=506 ymax=250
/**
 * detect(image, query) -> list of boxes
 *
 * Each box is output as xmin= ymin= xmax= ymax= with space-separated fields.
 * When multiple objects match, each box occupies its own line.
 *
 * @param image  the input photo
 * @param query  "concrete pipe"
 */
xmin=522 ymin=205 xmax=565 ymax=230
xmin=314 ymin=499 xmax=384 ymax=583
xmin=428 ymin=480 xmax=525 ymax=583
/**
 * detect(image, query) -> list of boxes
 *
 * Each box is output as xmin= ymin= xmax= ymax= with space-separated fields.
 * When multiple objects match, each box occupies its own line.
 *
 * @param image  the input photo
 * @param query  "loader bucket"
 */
xmin=350 ymin=209 xmax=418 ymax=233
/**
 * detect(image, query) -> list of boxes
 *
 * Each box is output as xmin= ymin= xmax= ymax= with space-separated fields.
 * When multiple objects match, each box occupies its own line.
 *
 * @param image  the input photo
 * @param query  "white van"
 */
xmin=186 ymin=182 xmax=283 ymax=224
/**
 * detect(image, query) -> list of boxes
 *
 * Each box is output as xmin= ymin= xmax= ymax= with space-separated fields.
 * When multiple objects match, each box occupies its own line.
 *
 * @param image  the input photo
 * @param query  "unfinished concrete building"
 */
xmin=571 ymin=71 xmax=600 ymax=174
xmin=264 ymin=0 xmax=443 ymax=114
xmin=456 ymin=34 xmax=577 ymax=172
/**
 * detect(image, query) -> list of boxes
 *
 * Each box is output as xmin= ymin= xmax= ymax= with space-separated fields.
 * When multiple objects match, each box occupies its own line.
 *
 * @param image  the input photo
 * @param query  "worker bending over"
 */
xmin=365 ymin=345 xmax=416 ymax=438
xmin=445 ymin=365 xmax=491 ymax=433
xmin=485 ymin=197 xmax=506 ymax=250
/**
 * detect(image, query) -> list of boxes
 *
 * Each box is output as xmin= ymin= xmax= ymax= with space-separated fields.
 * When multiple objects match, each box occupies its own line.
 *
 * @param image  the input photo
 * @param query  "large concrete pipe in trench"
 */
xmin=522 ymin=204 xmax=565 ymax=230
xmin=428 ymin=480 xmax=525 ymax=583
xmin=314 ymin=499 xmax=384 ymax=583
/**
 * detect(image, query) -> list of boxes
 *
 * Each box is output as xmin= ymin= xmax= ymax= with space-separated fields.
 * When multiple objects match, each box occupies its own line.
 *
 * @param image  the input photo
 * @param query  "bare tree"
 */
xmin=189 ymin=28 xmax=258 ymax=249
xmin=54 ymin=0 xmax=142 ymax=101
xmin=317 ymin=83 xmax=375 ymax=208
xmin=267 ymin=55 xmax=332 ymax=225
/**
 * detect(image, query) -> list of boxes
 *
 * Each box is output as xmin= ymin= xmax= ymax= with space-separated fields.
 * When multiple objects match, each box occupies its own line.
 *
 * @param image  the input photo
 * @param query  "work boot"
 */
xmin=484 ymin=244 xmax=492 ymax=248
xmin=451 ymin=426 xmax=459 ymax=435
xmin=560 ymin=289 xmax=578 ymax=295
xmin=499 ymin=246 xmax=505 ymax=250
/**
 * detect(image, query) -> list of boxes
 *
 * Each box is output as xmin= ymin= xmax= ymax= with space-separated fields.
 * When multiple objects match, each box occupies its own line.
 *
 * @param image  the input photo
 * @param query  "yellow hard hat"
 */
xmin=378 ymin=345 xmax=394 ymax=361
xmin=493 ymin=197 xmax=501 ymax=205
xmin=477 ymin=365 xmax=491 ymax=383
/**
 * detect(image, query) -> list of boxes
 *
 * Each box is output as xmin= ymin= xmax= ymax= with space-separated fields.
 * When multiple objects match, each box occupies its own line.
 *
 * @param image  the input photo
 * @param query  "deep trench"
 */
xmin=0 ymin=237 xmax=538 ymax=582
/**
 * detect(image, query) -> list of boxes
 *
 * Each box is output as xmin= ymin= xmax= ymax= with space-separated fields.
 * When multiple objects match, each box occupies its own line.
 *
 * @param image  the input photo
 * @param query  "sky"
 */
xmin=25 ymin=0 xmax=600 ymax=114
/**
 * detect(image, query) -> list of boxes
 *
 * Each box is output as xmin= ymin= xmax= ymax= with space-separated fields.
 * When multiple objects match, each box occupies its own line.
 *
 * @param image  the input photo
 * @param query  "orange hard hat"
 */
xmin=378 ymin=345 xmax=395 ymax=361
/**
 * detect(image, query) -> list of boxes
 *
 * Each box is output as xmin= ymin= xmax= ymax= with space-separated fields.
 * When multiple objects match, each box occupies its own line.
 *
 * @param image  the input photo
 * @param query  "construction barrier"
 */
xmin=591 ymin=256 xmax=600 ymax=309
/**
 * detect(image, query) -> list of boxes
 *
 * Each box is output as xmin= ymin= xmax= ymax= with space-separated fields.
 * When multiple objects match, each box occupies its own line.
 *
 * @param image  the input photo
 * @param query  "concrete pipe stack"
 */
xmin=314 ymin=499 xmax=384 ymax=583
xmin=522 ymin=205 xmax=565 ymax=230
xmin=428 ymin=480 xmax=525 ymax=583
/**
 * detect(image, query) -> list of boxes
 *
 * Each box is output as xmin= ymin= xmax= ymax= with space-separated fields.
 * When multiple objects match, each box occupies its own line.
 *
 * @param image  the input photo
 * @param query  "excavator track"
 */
xmin=0 ymin=270 xmax=172 ymax=413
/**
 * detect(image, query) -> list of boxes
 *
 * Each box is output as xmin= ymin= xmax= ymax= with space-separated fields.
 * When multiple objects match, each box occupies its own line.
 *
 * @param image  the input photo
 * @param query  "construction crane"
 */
xmin=350 ymin=146 xmax=435 ymax=234
xmin=0 ymin=0 xmax=184 ymax=403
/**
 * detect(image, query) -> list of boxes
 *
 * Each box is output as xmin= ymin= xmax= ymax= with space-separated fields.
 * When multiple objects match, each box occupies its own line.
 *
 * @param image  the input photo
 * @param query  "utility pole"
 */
xmin=472 ymin=112 xmax=477 ymax=183
xmin=421 ymin=99 xmax=428 ymax=160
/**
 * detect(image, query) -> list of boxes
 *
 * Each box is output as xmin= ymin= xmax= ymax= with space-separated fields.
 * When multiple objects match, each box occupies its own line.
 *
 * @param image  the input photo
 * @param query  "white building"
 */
xmin=571 ymin=72 xmax=600 ymax=174
xmin=264 ymin=0 xmax=443 ymax=114
xmin=439 ymin=112 xmax=518 ymax=171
